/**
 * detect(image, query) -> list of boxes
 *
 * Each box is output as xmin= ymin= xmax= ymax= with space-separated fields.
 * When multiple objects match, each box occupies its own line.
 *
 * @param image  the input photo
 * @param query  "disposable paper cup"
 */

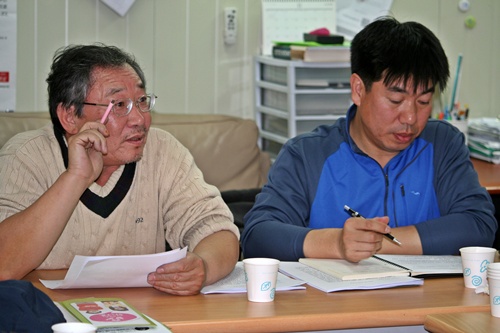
xmin=243 ymin=258 xmax=280 ymax=302
xmin=446 ymin=119 xmax=468 ymax=145
xmin=488 ymin=262 xmax=500 ymax=274
xmin=488 ymin=276 xmax=500 ymax=318
xmin=460 ymin=247 xmax=497 ymax=288
xmin=52 ymin=323 xmax=96 ymax=333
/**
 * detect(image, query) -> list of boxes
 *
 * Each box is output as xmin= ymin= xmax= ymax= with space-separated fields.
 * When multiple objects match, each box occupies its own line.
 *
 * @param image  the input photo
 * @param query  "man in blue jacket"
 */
xmin=242 ymin=16 xmax=497 ymax=263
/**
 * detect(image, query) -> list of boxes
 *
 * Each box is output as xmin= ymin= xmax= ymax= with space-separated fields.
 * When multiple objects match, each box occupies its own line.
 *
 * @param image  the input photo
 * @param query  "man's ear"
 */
xmin=56 ymin=104 xmax=79 ymax=135
xmin=350 ymin=73 xmax=365 ymax=106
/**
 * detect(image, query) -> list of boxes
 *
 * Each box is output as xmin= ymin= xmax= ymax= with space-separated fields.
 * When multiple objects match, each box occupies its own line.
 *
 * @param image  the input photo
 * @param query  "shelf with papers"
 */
xmin=254 ymin=55 xmax=351 ymax=157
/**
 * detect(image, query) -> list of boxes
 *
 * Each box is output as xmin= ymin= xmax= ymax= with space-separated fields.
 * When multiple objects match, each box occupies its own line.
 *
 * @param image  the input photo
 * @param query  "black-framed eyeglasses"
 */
xmin=83 ymin=94 xmax=157 ymax=117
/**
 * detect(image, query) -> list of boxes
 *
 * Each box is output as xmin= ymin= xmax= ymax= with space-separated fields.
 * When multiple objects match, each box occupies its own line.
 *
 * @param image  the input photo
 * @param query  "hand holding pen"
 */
xmin=344 ymin=205 xmax=402 ymax=246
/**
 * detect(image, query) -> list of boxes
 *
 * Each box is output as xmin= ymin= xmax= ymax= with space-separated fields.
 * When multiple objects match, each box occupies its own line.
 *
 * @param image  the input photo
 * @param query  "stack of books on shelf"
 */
xmin=272 ymin=41 xmax=350 ymax=63
xmin=271 ymin=31 xmax=350 ymax=63
xmin=467 ymin=117 xmax=500 ymax=164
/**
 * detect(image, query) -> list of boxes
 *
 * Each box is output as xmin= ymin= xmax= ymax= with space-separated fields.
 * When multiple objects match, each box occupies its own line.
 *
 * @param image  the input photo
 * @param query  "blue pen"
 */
xmin=344 ymin=205 xmax=402 ymax=245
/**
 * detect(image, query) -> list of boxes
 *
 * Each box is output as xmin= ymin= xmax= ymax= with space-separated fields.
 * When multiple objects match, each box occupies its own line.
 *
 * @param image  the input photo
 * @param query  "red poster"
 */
xmin=0 ymin=72 xmax=9 ymax=83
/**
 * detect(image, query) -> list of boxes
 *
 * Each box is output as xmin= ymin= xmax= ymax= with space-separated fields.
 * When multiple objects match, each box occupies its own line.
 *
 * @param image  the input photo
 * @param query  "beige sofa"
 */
xmin=0 ymin=112 xmax=270 ymax=192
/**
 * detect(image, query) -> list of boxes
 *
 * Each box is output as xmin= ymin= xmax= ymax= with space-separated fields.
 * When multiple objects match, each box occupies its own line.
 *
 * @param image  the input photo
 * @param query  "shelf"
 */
xmin=260 ymin=130 xmax=289 ymax=145
xmin=257 ymin=55 xmax=350 ymax=69
xmin=256 ymin=106 xmax=288 ymax=119
xmin=255 ymin=80 xmax=288 ymax=93
xmin=255 ymin=55 xmax=351 ymax=155
xmin=295 ymin=88 xmax=351 ymax=95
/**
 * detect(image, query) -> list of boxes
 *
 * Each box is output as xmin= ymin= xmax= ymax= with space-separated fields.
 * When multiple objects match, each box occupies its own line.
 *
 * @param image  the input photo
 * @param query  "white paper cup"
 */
xmin=460 ymin=247 xmax=497 ymax=288
xmin=488 ymin=262 xmax=500 ymax=274
xmin=446 ymin=119 xmax=468 ymax=145
xmin=243 ymin=258 xmax=280 ymax=302
xmin=488 ymin=276 xmax=500 ymax=318
xmin=52 ymin=323 xmax=96 ymax=333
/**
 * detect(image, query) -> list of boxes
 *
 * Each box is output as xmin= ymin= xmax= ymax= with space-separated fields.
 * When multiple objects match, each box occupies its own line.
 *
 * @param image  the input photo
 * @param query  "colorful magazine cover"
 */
xmin=59 ymin=297 xmax=156 ymax=329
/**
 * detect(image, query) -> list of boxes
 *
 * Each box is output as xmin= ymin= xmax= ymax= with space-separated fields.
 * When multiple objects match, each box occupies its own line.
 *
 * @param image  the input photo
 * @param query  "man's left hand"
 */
xmin=147 ymin=252 xmax=206 ymax=295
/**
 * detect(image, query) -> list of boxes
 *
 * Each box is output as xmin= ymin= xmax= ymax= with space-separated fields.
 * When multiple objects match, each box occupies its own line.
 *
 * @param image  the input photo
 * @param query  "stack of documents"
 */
xmin=40 ymin=248 xmax=188 ymax=289
xmin=468 ymin=118 xmax=500 ymax=164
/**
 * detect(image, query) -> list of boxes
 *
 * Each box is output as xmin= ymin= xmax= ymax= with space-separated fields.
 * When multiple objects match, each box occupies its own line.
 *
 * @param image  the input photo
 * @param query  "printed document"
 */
xmin=40 ymin=247 xmax=187 ymax=289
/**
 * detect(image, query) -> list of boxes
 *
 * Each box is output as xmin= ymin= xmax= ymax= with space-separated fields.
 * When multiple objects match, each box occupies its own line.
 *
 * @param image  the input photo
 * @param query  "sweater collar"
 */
xmin=53 ymin=126 xmax=136 ymax=218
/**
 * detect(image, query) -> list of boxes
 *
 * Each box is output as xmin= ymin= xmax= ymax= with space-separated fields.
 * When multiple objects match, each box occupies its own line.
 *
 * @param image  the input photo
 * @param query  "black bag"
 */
xmin=0 ymin=280 xmax=66 ymax=333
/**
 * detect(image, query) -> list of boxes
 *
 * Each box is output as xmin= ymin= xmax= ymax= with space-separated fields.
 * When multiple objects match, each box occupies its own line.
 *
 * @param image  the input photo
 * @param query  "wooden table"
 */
xmin=25 ymin=271 xmax=490 ymax=333
xmin=20 ymin=158 xmax=499 ymax=332
xmin=471 ymin=158 xmax=500 ymax=194
xmin=424 ymin=312 xmax=500 ymax=333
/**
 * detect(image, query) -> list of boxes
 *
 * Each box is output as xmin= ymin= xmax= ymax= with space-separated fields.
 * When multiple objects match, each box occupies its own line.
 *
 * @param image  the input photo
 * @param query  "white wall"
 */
xmin=14 ymin=0 xmax=500 ymax=119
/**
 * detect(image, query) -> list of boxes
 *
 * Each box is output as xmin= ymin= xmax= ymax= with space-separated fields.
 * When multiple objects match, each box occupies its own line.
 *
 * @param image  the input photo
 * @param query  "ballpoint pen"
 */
xmin=344 ymin=205 xmax=402 ymax=246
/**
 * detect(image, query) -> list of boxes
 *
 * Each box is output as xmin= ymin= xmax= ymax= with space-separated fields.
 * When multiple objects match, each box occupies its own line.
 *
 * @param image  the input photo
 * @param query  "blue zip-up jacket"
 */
xmin=242 ymin=106 xmax=497 ymax=261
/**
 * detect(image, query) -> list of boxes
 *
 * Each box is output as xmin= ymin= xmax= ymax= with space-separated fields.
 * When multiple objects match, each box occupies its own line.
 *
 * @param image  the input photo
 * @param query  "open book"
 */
xmin=299 ymin=255 xmax=463 ymax=281
xmin=278 ymin=261 xmax=423 ymax=293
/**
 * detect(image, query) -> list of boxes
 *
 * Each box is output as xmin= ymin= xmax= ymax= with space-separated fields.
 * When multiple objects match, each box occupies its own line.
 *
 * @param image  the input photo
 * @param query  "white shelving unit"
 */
xmin=254 ymin=55 xmax=352 ymax=158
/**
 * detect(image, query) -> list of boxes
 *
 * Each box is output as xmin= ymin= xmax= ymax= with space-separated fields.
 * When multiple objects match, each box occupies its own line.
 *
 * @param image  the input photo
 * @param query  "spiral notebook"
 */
xmin=299 ymin=255 xmax=462 ymax=281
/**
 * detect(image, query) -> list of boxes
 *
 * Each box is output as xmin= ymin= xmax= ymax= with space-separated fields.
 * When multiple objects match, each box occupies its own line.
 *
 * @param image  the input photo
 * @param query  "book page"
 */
xmin=373 ymin=255 xmax=463 ymax=277
xmin=299 ymin=257 xmax=410 ymax=280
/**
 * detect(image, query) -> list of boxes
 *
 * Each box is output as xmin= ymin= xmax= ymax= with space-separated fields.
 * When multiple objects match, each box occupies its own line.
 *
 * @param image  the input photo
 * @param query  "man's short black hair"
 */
xmin=350 ymin=16 xmax=449 ymax=93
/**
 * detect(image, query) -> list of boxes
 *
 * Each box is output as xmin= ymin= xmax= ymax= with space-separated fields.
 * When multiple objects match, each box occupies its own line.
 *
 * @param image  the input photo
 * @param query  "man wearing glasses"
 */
xmin=0 ymin=44 xmax=240 ymax=295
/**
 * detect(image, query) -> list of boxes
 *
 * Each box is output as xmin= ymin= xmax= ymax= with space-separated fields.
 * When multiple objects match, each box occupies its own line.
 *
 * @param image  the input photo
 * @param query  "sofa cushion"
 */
xmin=0 ymin=112 xmax=270 ymax=191
xmin=151 ymin=113 xmax=269 ymax=191
xmin=0 ymin=112 xmax=52 ymax=148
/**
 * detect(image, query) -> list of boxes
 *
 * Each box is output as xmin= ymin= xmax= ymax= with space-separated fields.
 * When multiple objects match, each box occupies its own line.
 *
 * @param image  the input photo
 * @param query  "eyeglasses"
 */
xmin=83 ymin=94 xmax=157 ymax=117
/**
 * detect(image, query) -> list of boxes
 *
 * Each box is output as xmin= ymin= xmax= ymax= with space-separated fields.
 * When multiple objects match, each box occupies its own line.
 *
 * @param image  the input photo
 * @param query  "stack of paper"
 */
xmin=468 ymin=118 xmax=500 ymax=164
xmin=40 ymin=248 xmax=187 ymax=289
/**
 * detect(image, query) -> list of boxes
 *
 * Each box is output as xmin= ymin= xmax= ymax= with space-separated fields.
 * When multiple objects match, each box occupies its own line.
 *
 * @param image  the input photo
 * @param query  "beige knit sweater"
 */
xmin=0 ymin=125 xmax=238 ymax=269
